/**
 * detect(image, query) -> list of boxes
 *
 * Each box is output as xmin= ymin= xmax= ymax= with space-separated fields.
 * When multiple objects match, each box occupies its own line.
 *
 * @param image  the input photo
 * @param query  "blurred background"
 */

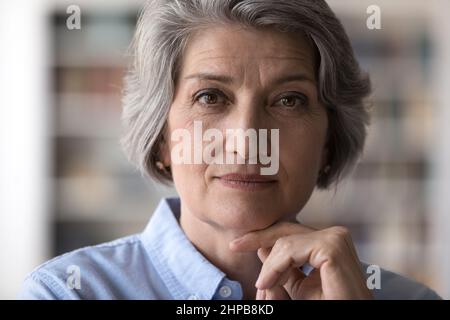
xmin=1 ymin=0 xmax=449 ymax=299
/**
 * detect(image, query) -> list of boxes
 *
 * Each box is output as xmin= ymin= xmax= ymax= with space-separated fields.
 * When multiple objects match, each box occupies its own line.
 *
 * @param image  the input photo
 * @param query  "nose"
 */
xmin=233 ymin=94 xmax=265 ymax=129
xmin=224 ymin=95 xmax=272 ymax=162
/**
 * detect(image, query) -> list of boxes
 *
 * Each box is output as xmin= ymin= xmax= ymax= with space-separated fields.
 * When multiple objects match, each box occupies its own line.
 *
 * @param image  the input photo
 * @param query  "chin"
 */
xmin=211 ymin=201 xmax=282 ymax=231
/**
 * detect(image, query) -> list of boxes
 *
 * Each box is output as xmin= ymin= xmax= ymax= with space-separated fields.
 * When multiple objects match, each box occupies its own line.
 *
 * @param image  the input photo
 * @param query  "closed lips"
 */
xmin=218 ymin=174 xmax=277 ymax=183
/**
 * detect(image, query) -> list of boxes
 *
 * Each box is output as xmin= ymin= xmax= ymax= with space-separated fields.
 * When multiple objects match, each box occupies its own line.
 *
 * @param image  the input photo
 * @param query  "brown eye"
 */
xmin=200 ymin=93 xmax=218 ymax=105
xmin=194 ymin=89 xmax=227 ymax=107
xmin=281 ymin=96 xmax=296 ymax=107
xmin=274 ymin=92 xmax=309 ymax=109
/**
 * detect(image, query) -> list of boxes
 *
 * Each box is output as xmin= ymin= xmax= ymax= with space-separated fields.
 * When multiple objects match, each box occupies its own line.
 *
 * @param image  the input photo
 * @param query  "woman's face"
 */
xmin=162 ymin=25 xmax=328 ymax=232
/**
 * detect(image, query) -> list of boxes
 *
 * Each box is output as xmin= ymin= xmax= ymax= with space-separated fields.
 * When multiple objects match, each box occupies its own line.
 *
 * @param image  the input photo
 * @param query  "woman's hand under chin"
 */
xmin=229 ymin=222 xmax=373 ymax=300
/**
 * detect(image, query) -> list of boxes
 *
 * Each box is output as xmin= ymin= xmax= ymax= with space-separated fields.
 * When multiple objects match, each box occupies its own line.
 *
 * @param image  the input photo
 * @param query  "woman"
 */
xmin=20 ymin=0 xmax=440 ymax=300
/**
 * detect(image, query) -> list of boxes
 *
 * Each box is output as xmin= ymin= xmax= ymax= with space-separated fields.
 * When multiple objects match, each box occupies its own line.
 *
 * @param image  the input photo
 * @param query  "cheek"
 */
xmin=166 ymin=107 xmax=213 ymax=194
xmin=279 ymin=123 xmax=326 ymax=182
xmin=170 ymin=163 xmax=208 ymax=203
xmin=276 ymin=128 xmax=325 ymax=214
xmin=280 ymin=145 xmax=322 ymax=193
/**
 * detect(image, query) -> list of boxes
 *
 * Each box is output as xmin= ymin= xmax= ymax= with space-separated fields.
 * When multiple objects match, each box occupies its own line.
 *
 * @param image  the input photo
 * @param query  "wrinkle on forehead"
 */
xmin=192 ymin=54 xmax=313 ymax=63
xmin=179 ymin=26 xmax=318 ymax=87
xmin=190 ymin=31 xmax=315 ymax=64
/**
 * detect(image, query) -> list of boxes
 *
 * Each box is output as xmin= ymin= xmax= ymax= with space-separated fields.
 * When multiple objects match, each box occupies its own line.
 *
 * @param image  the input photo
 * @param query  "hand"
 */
xmin=229 ymin=222 xmax=373 ymax=300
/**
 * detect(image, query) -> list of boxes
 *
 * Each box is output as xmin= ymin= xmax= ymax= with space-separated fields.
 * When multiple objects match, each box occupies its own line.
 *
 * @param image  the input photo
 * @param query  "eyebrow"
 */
xmin=183 ymin=72 xmax=315 ymax=86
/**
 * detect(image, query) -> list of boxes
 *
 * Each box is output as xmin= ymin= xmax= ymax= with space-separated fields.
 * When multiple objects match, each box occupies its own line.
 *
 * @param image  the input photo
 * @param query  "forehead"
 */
xmin=179 ymin=25 xmax=317 ymax=79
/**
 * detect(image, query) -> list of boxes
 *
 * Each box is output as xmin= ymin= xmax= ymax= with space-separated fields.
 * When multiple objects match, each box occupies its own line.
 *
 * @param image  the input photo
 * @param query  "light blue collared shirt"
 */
xmin=19 ymin=197 xmax=441 ymax=300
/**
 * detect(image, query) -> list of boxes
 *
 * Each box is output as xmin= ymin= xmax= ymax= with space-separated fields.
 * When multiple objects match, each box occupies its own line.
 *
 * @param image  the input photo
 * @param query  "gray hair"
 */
xmin=120 ymin=0 xmax=371 ymax=189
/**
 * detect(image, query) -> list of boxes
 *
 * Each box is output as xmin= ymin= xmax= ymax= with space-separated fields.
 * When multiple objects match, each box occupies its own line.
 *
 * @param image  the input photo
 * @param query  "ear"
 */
xmin=158 ymin=134 xmax=171 ymax=167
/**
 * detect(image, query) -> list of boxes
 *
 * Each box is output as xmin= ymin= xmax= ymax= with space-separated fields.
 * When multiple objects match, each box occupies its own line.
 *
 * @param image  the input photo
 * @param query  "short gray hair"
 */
xmin=120 ymin=0 xmax=371 ymax=189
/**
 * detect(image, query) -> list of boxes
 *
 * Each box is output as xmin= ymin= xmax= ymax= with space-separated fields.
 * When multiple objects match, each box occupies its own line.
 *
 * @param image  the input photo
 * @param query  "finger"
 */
xmin=257 ymin=247 xmax=293 ymax=299
xmin=338 ymin=228 xmax=361 ymax=266
xmin=258 ymin=247 xmax=296 ymax=288
xmin=256 ymin=254 xmax=294 ymax=289
xmin=290 ymin=268 xmax=323 ymax=300
xmin=256 ymin=289 xmax=264 ymax=300
xmin=257 ymin=230 xmax=367 ymax=299
xmin=256 ymin=289 xmax=266 ymax=300
xmin=255 ymin=235 xmax=322 ymax=289
xmin=266 ymin=265 xmax=292 ymax=288
xmin=326 ymin=226 xmax=359 ymax=264
xmin=264 ymin=286 xmax=290 ymax=300
xmin=264 ymin=260 xmax=307 ymax=292
xmin=283 ymin=267 xmax=307 ymax=299
xmin=258 ymin=247 xmax=290 ymax=288
xmin=230 ymin=222 xmax=314 ymax=252
xmin=257 ymin=239 xmax=308 ymax=297
xmin=254 ymin=226 xmax=369 ymax=299
xmin=257 ymin=247 xmax=270 ymax=262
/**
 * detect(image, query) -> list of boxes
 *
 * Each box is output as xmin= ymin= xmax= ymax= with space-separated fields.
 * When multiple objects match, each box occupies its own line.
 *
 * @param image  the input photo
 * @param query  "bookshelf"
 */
xmin=50 ymin=4 xmax=178 ymax=255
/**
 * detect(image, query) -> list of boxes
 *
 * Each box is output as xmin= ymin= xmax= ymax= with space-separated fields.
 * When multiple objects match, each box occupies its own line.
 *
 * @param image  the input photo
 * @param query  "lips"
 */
xmin=216 ymin=173 xmax=277 ymax=191
xmin=219 ymin=173 xmax=276 ymax=182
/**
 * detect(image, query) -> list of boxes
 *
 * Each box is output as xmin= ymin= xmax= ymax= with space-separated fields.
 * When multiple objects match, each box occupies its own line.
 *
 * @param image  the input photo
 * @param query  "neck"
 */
xmin=179 ymin=204 xmax=261 ymax=300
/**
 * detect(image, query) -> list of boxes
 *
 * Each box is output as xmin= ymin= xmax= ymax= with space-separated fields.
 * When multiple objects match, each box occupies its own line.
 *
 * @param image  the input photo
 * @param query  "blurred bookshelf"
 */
xmin=49 ymin=0 xmax=449 ymax=297
xmin=302 ymin=0 xmax=445 ymax=294
xmin=50 ymin=5 xmax=177 ymax=255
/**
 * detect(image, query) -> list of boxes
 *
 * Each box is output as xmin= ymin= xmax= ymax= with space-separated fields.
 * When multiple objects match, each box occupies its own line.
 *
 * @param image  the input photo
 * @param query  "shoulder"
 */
xmin=18 ymin=234 xmax=166 ymax=300
xmin=361 ymin=263 xmax=441 ymax=300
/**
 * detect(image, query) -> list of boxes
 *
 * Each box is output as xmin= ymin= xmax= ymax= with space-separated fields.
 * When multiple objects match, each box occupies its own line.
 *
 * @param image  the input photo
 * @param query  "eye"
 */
xmin=273 ymin=92 xmax=309 ymax=109
xmin=193 ymin=89 xmax=228 ymax=107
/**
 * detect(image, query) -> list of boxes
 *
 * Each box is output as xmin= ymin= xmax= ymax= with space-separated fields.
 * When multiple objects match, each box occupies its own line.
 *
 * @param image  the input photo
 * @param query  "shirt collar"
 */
xmin=140 ymin=197 xmax=241 ymax=299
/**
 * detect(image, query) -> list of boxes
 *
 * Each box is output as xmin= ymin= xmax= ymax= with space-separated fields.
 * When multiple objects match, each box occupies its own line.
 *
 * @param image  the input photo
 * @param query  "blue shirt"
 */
xmin=19 ymin=197 xmax=441 ymax=300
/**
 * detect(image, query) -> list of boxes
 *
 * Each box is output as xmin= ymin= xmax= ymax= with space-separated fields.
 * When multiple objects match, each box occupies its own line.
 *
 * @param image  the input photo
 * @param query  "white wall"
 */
xmin=0 ymin=0 xmax=50 ymax=298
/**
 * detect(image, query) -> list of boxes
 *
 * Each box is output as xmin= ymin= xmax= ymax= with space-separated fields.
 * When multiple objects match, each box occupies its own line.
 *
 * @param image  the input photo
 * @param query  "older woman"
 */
xmin=20 ymin=0 xmax=440 ymax=300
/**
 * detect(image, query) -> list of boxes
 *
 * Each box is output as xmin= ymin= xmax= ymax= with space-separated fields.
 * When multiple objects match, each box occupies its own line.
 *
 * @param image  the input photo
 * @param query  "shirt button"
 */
xmin=188 ymin=294 xmax=199 ymax=300
xmin=219 ymin=285 xmax=232 ymax=298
